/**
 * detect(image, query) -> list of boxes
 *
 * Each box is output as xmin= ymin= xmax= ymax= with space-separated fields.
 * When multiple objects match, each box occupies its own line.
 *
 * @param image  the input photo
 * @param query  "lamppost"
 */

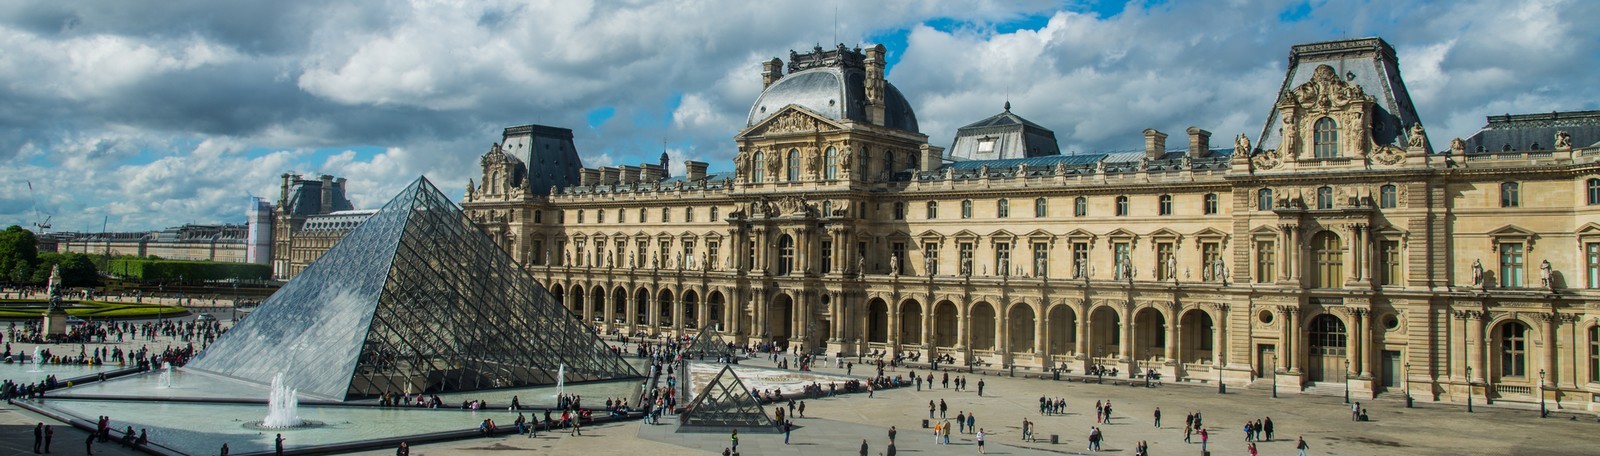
xmin=1466 ymin=366 xmax=1473 ymax=413
xmin=1404 ymin=362 xmax=1413 ymax=408
xmin=1217 ymin=364 xmax=1225 ymax=394
xmin=1343 ymin=358 xmax=1351 ymax=404
xmin=1271 ymin=354 xmax=1278 ymax=398
xmin=1539 ymin=369 xmax=1548 ymax=418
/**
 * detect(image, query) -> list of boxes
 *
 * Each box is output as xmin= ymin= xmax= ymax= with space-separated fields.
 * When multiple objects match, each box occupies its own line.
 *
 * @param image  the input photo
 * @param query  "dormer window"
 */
xmin=1313 ymin=117 xmax=1339 ymax=158
xmin=977 ymin=138 xmax=996 ymax=155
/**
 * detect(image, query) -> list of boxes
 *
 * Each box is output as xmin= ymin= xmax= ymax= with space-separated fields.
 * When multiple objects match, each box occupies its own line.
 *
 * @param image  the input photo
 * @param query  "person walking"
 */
xmin=976 ymin=428 xmax=987 ymax=454
xmin=933 ymin=421 xmax=942 ymax=444
xmin=930 ymin=400 xmax=936 ymax=419
xmin=275 ymin=434 xmax=284 ymax=456
xmin=33 ymin=422 xmax=42 ymax=454
xmin=889 ymin=426 xmax=897 ymax=443
xmin=1153 ymin=407 xmax=1161 ymax=428
xmin=396 ymin=442 xmax=409 ymax=456
xmin=957 ymin=412 xmax=966 ymax=434
xmin=1021 ymin=418 xmax=1031 ymax=442
xmin=966 ymin=413 xmax=976 ymax=434
xmin=887 ymin=440 xmax=897 ymax=456
xmin=783 ymin=421 xmax=792 ymax=444
xmin=940 ymin=399 xmax=949 ymax=418
xmin=221 ymin=443 xmax=230 ymax=456
xmin=730 ymin=429 xmax=739 ymax=453
xmin=1264 ymin=416 xmax=1275 ymax=441
xmin=43 ymin=424 xmax=53 ymax=453
xmin=1094 ymin=400 xmax=1103 ymax=423
xmin=1199 ymin=427 xmax=1209 ymax=453
xmin=943 ymin=419 xmax=952 ymax=445
xmin=1103 ymin=402 xmax=1113 ymax=425
xmin=84 ymin=432 xmax=94 ymax=456
xmin=1297 ymin=436 xmax=1309 ymax=456
xmin=1183 ymin=423 xmax=1192 ymax=443
xmin=1248 ymin=441 xmax=1259 ymax=456
xmin=859 ymin=439 xmax=869 ymax=456
xmin=977 ymin=379 xmax=985 ymax=396
xmin=1351 ymin=401 xmax=1360 ymax=421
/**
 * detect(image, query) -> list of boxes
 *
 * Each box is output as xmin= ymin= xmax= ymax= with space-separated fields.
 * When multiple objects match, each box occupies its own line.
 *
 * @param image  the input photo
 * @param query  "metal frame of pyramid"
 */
xmin=684 ymin=328 xmax=735 ymax=360
xmin=188 ymin=176 xmax=641 ymax=401
xmin=677 ymin=364 xmax=778 ymax=432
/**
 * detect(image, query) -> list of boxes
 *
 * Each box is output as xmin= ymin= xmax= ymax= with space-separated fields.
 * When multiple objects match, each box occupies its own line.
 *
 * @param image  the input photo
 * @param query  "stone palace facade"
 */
xmin=460 ymin=38 xmax=1600 ymax=411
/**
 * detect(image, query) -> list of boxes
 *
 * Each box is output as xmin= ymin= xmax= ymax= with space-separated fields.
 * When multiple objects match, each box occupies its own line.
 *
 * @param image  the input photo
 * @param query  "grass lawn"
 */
xmin=0 ymin=299 xmax=189 ymax=320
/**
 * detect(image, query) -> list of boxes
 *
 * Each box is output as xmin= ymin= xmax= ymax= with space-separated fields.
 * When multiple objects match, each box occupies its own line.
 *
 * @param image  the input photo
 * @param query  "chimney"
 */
xmin=864 ymin=44 xmax=887 ymax=125
xmin=919 ymin=145 xmax=943 ymax=172
xmin=1186 ymin=127 xmax=1211 ymax=159
xmin=318 ymin=174 xmax=334 ymax=214
xmin=1143 ymin=129 xmax=1168 ymax=160
xmin=640 ymin=164 xmax=663 ymax=182
xmin=685 ymin=160 xmax=708 ymax=182
xmin=620 ymin=165 xmax=641 ymax=184
xmin=762 ymin=58 xmax=784 ymax=89
xmin=600 ymin=167 xmax=620 ymax=185
xmin=279 ymin=173 xmax=292 ymax=208
xmin=579 ymin=168 xmax=599 ymax=186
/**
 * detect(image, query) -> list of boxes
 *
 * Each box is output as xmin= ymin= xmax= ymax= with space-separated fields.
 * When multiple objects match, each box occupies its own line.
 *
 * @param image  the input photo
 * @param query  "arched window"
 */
xmin=1500 ymin=322 xmax=1528 ymax=378
xmin=787 ymin=149 xmax=800 ymax=181
xmin=1158 ymin=194 xmax=1173 ymax=216
xmin=1588 ymin=179 xmax=1600 ymax=206
xmin=961 ymin=200 xmax=973 ymax=219
xmin=1313 ymin=117 xmax=1339 ymax=158
xmin=883 ymin=150 xmax=895 ymax=176
xmin=1115 ymin=196 xmax=1129 ymax=216
xmin=822 ymin=200 xmax=833 ymax=216
xmin=824 ymin=147 xmax=838 ymax=180
xmin=1312 ymin=231 xmax=1344 ymax=288
xmin=1257 ymin=188 xmax=1274 ymax=211
xmin=926 ymin=201 xmax=938 ymax=219
xmin=893 ymin=202 xmax=906 ymax=220
xmin=997 ymin=199 xmax=1010 ymax=218
xmin=1380 ymin=184 xmax=1397 ymax=208
xmin=752 ymin=152 xmax=766 ymax=182
xmin=1203 ymin=193 xmax=1218 ymax=215
xmin=684 ymin=207 xmax=694 ymax=222
xmin=1316 ymin=186 xmax=1334 ymax=209
xmin=1501 ymin=182 xmax=1520 ymax=207
xmin=1074 ymin=197 xmax=1087 ymax=217
xmin=776 ymin=234 xmax=795 ymax=275
xmin=1309 ymin=314 xmax=1348 ymax=355
xmin=1034 ymin=198 xmax=1048 ymax=217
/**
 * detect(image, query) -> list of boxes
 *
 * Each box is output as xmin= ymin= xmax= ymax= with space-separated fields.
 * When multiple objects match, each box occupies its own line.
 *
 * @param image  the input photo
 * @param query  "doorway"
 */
xmin=1381 ymin=350 xmax=1402 ymax=391
xmin=1256 ymin=344 xmax=1276 ymax=378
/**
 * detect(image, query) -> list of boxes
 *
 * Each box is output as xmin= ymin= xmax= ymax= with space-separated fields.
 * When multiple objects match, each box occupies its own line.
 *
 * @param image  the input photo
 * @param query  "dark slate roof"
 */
xmin=957 ymin=105 xmax=1050 ymax=130
xmin=1256 ymin=37 xmax=1426 ymax=153
xmin=946 ymin=104 xmax=1062 ymax=161
xmin=746 ymin=68 xmax=919 ymax=133
xmin=1463 ymin=110 xmax=1600 ymax=153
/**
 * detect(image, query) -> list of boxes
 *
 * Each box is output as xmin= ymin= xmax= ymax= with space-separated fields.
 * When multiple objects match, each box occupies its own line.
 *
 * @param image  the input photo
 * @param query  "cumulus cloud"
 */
xmin=1 ymin=0 xmax=1597 ymax=233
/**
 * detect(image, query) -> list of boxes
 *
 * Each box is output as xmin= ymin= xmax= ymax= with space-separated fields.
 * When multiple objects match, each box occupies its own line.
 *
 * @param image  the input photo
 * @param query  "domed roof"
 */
xmin=746 ymin=67 xmax=919 ymax=134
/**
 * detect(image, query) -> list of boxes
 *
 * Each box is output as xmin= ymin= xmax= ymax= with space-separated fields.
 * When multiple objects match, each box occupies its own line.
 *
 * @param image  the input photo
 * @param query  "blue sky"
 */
xmin=2 ymin=0 xmax=1597 ymax=232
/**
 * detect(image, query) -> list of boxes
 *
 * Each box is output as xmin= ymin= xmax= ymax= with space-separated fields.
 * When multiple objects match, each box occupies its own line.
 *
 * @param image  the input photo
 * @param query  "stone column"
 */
xmin=1165 ymin=320 xmax=1179 ymax=362
xmin=1543 ymin=312 xmax=1559 ymax=388
xmin=1119 ymin=310 xmax=1134 ymax=362
xmin=1464 ymin=311 xmax=1485 ymax=382
xmin=754 ymin=291 xmax=768 ymax=338
xmin=830 ymin=293 xmax=843 ymax=343
xmin=956 ymin=300 xmax=969 ymax=350
xmin=922 ymin=301 xmax=934 ymax=348
xmin=1217 ymin=308 xmax=1231 ymax=367
xmin=1278 ymin=306 xmax=1293 ymax=371
xmin=697 ymin=295 xmax=710 ymax=331
xmin=1035 ymin=309 xmax=1049 ymax=359
xmin=1075 ymin=306 xmax=1089 ymax=358
xmin=1351 ymin=309 xmax=1365 ymax=378
xmin=672 ymin=291 xmax=684 ymax=332
xmin=752 ymin=227 xmax=768 ymax=274
xmin=888 ymin=298 xmax=901 ymax=349
xmin=1278 ymin=225 xmax=1294 ymax=282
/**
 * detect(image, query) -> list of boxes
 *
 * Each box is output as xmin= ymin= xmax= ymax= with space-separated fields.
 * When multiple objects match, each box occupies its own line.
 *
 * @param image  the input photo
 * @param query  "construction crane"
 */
xmin=26 ymin=180 xmax=51 ymax=232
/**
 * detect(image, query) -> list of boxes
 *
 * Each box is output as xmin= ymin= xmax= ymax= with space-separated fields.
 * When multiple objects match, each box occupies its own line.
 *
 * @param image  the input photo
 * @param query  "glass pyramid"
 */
xmin=684 ymin=328 xmax=735 ymax=359
xmin=677 ymin=365 xmax=776 ymax=431
xmin=188 ymin=176 xmax=640 ymax=401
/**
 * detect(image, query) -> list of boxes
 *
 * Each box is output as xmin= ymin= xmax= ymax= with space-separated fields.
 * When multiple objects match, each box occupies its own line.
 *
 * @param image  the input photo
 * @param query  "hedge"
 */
xmin=0 ymin=300 xmax=188 ymax=319
xmin=107 ymin=258 xmax=270 ymax=282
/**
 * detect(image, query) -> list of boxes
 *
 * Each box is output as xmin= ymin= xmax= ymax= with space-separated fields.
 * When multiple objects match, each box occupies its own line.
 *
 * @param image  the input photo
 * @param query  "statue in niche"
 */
xmin=652 ymin=253 xmax=659 ymax=269
xmin=766 ymin=152 xmax=783 ymax=179
xmin=606 ymin=252 xmax=615 ymax=268
xmin=858 ymin=256 xmax=866 ymax=275
xmin=1036 ymin=257 xmax=1047 ymax=278
xmin=629 ymin=251 xmax=637 ymax=269
xmin=925 ymin=255 xmax=934 ymax=276
xmin=1166 ymin=255 xmax=1178 ymax=282
xmin=1470 ymin=259 xmax=1483 ymax=286
xmin=890 ymin=254 xmax=899 ymax=276
xmin=734 ymin=150 xmax=748 ymax=179
xmin=544 ymin=251 xmax=551 ymax=266
xmin=564 ymin=251 xmax=571 ymax=266
xmin=1074 ymin=256 xmax=1087 ymax=279
xmin=839 ymin=146 xmax=853 ymax=173
xmin=961 ymin=257 xmax=972 ymax=276
xmin=1408 ymin=123 xmax=1427 ymax=148
xmin=806 ymin=147 xmax=822 ymax=178
xmin=1540 ymin=259 xmax=1554 ymax=288
xmin=677 ymin=253 xmax=685 ymax=270
xmin=1212 ymin=257 xmax=1227 ymax=282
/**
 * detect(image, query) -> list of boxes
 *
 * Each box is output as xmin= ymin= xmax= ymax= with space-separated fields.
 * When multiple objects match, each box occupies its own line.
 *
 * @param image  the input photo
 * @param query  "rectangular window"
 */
xmin=711 ymin=206 xmax=720 ymax=221
xmin=1500 ymin=242 xmax=1525 ymax=287
xmin=891 ymin=242 xmax=907 ymax=275
xmin=575 ymin=240 xmax=586 ymax=266
xmin=995 ymin=242 xmax=1012 ymax=275
xmin=1113 ymin=242 xmax=1130 ymax=279
xmin=636 ymin=240 xmax=648 ymax=266
xmin=1255 ymin=241 xmax=1275 ymax=283
xmin=1589 ymin=243 xmax=1600 ymax=289
xmin=959 ymin=242 xmax=974 ymax=275
xmin=661 ymin=208 xmax=670 ymax=223
xmin=1072 ymin=242 xmax=1089 ymax=278
xmin=1032 ymin=242 xmax=1049 ymax=277
xmin=534 ymin=211 xmax=543 ymax=224
xmin=924 ymin=242 xmax=939 ymax=275
xmin=746 ymin=236 xmax=756 ymax=271
xmin=708 ymin=241 xmax=720 ymax=271
xmin=1074 ymin=198 xmax=1087 ymax=217
xmin=597 ymin=210 xmax=605 ymax=223
xmin=532 ymin=240 xmax=544 ymax=265
xmin=682 ymin=240 xmax=695 ymax=267
xmin=595 ymin=240 xmax=606 ymax=266
xmin=685 ymin=207 xmax=694 ymax=223
xmin=1201 ymin=242 xmax=1221 ymax=281
xmin=1156 ymin=242 xmax=1175 ymax=281
xmin=820 ymin=240 xmax=832 ymax=273
xmin=556 ymin=240 xmax=567 ymax=265
xmin=1380 ymin=240 xmax=1401 ymax=286
xmin=659 ymin=240 xmax=671 ymax=268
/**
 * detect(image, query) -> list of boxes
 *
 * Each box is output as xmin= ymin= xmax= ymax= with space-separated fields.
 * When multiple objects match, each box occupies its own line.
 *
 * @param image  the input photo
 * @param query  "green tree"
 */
xmin=0 ymin=225 xmax=39 ymax=283
xmin=59 ymin=253 xmax=100 ymax=287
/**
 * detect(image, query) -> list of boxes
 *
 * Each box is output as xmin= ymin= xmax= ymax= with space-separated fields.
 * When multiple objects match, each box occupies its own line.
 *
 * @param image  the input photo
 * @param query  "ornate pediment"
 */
xmin=1282 ymin=64 xmax=1372 ymax=110
xmin=741 ymin=105 xmax=842 ymax=138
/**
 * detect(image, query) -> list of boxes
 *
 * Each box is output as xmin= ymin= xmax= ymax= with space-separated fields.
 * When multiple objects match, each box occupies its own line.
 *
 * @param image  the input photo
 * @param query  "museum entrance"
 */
xmin=1307 ymin=314 xmax=1348 ymax=383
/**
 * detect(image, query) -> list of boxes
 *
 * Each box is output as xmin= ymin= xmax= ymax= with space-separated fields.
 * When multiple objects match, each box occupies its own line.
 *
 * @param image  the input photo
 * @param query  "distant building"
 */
xmin=269 ymin=173 xmax=371 ymax=280
xmin=245 ymin=197 xmax=273 ymax=264
xmin=57 ymin=224 xmax=248 ymax=262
